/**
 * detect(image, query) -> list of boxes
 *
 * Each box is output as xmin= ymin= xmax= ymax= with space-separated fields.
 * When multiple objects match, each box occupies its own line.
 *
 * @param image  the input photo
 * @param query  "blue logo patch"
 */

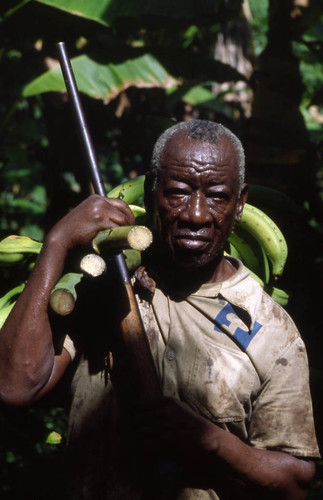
xmin=214 ymin=303 xmax=262 ymax=349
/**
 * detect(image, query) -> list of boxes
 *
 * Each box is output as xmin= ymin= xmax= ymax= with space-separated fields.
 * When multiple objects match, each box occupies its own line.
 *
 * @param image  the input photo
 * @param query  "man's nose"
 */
xmin=183 ymin=192 xmax=212 ymax=225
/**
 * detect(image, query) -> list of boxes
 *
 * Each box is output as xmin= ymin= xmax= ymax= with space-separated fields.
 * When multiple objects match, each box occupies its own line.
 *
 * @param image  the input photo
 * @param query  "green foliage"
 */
xmin=35 ymin=0 xmax=243 ymax=26
xmin=0 ymin=0 xmax=322 ymax=498
xmin=0 ymin=97 xmax=47 ymax=241
xmin=248 ymin=0 xmax=268 ymax=56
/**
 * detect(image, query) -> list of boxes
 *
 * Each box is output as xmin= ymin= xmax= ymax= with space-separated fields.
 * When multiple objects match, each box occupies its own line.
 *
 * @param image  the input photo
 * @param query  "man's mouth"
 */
xmin=173 ymin=232 xmax=213 ymax=251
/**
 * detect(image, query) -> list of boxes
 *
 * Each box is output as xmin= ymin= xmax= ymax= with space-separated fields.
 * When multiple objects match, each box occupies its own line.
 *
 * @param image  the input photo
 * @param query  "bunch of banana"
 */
xmin=0 ymin=175 xmax=291 ymax=325
xmin=107 ymin=176 xmax=290 ymax=305
xmin=0 ymin=218 xmax=152 ymax=322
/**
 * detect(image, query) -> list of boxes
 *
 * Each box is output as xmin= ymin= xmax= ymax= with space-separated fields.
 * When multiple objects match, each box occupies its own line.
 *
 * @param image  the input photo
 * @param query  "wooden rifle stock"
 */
xmin=56 ymin=41 xmax=160 ymax=399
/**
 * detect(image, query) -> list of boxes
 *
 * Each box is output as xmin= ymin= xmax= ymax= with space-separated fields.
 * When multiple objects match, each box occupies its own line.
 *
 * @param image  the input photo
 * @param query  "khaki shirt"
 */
xmin=64 ymin=259 xmax=320 ymax=499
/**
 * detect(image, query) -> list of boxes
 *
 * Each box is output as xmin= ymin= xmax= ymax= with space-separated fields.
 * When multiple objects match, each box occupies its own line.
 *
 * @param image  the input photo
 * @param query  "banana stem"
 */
xmin=92 ymin=225 xmax=153 ymax=254
xmin=49 ymin=273 xmax=83 ymax=316
xmin=0 ymin=283 xmax=25 ymax=310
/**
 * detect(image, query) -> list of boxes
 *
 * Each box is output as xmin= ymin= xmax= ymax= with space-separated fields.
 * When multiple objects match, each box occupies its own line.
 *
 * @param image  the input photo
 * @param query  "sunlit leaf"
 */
xmin=23 ymin=53 xmax=179 ymax=103
xmin=45 ymin=431 xmax=63 ymax=445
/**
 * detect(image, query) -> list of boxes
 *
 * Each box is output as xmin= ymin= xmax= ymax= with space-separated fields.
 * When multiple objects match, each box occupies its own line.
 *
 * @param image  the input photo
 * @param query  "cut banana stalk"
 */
xmin=80 ymin=254 xmax=107 ymax=277
xmin=92 ymin=225 xmax=153 ymax=254
xmin=50 ymin=273 xmax=83 ymax=316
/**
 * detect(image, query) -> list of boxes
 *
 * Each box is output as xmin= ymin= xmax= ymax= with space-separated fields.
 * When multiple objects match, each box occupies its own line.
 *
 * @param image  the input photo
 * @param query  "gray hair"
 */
xmin=150 ymin=120 xmax=245 ymax=194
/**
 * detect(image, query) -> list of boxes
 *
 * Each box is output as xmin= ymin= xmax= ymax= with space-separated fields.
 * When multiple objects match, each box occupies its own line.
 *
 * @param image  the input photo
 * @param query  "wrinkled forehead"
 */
xmin=160 ymin=130 xmax=239 ymax=174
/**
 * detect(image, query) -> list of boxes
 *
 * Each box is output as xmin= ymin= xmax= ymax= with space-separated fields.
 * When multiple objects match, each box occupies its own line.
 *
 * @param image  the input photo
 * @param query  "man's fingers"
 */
xmin=104 ymin=197 xmax=136 ymax=226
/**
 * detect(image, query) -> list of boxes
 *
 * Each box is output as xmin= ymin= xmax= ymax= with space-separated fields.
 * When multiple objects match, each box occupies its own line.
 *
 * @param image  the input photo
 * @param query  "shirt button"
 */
xmin=166 ymin=350 xmax=175 ymax=361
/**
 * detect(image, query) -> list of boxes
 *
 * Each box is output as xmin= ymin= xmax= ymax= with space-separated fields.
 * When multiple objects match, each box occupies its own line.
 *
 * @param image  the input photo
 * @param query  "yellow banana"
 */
xmin=238 ymin=204 xmax=288 ymax=278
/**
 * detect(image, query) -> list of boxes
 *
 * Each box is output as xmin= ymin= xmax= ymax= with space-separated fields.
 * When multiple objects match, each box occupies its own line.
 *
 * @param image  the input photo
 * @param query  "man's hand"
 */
xmin=45 ymin=195 xmax=136 ymax=253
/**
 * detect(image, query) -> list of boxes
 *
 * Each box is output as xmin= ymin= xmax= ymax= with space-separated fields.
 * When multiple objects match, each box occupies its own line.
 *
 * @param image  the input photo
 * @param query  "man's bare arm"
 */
xmin=0 ymin=195 xmax=135 ymax=407
xmin=133 ymin=396 xmax=316 ymax=499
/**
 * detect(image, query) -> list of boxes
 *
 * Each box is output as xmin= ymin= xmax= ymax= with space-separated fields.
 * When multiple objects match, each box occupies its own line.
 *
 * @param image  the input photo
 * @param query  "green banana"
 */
xmin=241 ymin=268 xmax=290 ymax=307
xmin=238 ymin=204 xmax=288 ymax=278
xmin=123 ymin=249 xmax=142 ymax=271
xmin=129 ymin=204 xmax=149 ymax=225
xmin=228 ymin=225 xmax=270 ymax=284
xmin=129 ymin=204 xmax=147 ymax=218
xmin=265 ymin=285 xmax=290 ymax=307
xmin=0 ymin=252 xmax=26 ymax=266
xmin=0 ymin=235 xmax=42 ymax=267
xmin=0 ymin=235 xmax=42 ymax=254
xmin=0 ymin=302 xmax=15 ymax=329
xmin=107 ymin=175 xmax=145 ymax=205
xmin=0 ymin=283 xmax=25 ymax=310
xmin=0 ymin=283 xmax=26 ymax=328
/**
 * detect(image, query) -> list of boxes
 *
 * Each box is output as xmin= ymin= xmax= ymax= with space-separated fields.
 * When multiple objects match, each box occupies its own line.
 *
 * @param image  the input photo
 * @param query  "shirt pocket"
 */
xmin=182 ymin=336 xmax=256 ymax=428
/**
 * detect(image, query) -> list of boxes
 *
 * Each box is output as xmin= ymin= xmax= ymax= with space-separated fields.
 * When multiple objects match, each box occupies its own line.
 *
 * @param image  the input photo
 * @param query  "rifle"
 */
xmin=56 ymin=41 xmax=160 ymax=400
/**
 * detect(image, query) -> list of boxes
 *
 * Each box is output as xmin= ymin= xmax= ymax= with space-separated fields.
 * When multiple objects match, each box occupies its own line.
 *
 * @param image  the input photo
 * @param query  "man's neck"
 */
xmin=145 ymin=249 xmax=237 ymax=297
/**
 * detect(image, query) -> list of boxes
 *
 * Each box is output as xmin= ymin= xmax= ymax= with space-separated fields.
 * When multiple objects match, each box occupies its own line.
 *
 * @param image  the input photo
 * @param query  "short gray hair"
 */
xmin=150 ymin=120 xmax=245 ymax=194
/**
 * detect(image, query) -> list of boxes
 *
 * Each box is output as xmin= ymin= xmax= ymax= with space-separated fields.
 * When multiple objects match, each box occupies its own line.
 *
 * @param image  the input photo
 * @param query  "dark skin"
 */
xmin=0 ymin=131 xmax=315 ymax=498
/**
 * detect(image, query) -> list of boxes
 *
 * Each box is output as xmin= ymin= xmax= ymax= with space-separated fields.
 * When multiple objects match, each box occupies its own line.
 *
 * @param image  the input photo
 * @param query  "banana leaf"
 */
xmin=23 ymin=53 xmax=179 ymax=103
xmin=35 ymin=0 xmax=242 ymax=26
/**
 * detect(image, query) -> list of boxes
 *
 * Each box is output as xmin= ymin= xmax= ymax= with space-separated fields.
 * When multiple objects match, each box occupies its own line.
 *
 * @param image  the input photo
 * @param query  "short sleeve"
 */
xmin=63 ymin=334 xmax=76 ymax=361
xmin=249 ymin=336 xmax=320 ymax=458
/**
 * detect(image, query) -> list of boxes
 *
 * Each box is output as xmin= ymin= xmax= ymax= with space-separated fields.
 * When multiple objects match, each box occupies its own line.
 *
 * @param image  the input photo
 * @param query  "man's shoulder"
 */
xmin=222 ymin=258 xmax=298 ymax=335
xmin=220 ymin=260 xmax=303 ymax=378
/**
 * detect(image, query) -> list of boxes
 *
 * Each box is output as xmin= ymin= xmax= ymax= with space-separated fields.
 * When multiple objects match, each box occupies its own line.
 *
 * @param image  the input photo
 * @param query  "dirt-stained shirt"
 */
xmin=64 ymin=258 xmax=320 ymax=499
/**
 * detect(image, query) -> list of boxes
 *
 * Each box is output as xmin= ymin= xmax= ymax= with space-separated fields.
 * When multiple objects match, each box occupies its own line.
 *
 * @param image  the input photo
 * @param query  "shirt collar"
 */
xmin=191 ymin=258 xmax=263 ymax=330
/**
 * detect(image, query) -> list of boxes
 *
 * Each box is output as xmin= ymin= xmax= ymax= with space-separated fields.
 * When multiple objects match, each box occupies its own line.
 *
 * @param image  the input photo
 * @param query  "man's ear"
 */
xmin=235 ymin=183 xmax=248 ymax=223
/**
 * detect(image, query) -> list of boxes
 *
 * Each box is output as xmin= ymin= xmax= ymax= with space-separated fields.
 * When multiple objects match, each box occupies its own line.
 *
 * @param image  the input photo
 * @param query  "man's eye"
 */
xmin=165 ymin=188 xmax=189 ymax=197
xmin=207 ymin=192 xmax=228 ymax=200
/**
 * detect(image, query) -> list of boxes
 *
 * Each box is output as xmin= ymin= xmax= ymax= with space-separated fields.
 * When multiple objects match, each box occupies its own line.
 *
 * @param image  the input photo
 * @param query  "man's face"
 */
xmin=152 ymin=131 xmax=247 ymax=270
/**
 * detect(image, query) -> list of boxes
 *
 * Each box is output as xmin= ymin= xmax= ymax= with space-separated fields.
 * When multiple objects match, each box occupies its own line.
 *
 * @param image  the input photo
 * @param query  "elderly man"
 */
xmin=0 ymin=120 xmax=319 ymax=499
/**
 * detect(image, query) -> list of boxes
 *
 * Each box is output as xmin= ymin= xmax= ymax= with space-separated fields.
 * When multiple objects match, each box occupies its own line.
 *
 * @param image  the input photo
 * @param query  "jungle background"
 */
xmin=0 ymin=0 xmax=322 ymax=498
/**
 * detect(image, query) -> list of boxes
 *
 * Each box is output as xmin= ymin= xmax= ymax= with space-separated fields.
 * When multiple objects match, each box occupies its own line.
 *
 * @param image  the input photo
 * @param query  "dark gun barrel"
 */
xmin=56 ymin=41 xmax=160 ymax=399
